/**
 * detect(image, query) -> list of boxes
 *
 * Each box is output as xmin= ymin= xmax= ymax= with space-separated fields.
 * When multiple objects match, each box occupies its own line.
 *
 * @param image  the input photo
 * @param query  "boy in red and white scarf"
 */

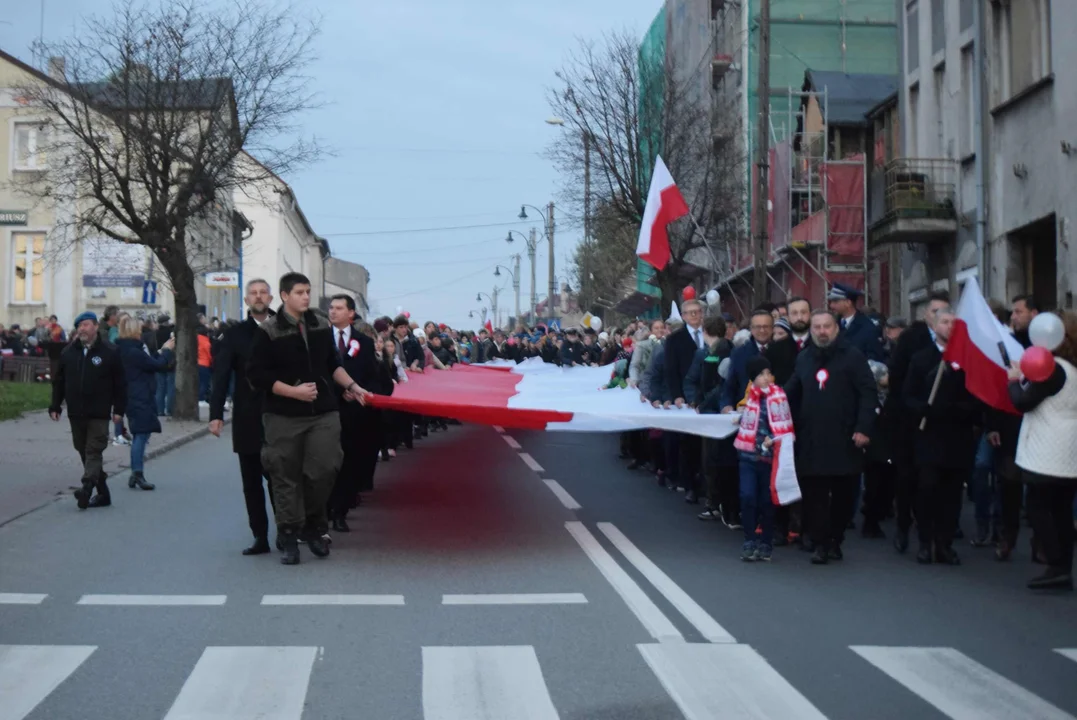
xmin=730 ymin=356 xmax=794 ymax=561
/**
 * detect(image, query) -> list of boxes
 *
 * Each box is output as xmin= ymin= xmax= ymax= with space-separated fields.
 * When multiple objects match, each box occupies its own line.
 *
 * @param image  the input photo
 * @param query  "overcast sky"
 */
xmin=2 ymin=0 xmax=661 ymax=329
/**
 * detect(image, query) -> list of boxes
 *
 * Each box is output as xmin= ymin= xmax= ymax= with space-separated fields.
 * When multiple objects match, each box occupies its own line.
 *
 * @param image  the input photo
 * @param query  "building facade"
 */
xmin=323 ymin=255 xmax=371 ymax=320
xmin=887 ymin=0 xmax=1074 ymax=317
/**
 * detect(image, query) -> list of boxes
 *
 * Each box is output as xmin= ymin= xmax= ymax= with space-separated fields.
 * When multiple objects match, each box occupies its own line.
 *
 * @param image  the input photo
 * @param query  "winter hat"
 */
xmin=73 ymin=310 xmax=98 ymax=327
xmin=775 ymin=317 xmax=792 ymax=333
xmin=746 ymin=355 xmax=772 ymax=383
xmin=868 ymin=359 xmax=889 ymax=386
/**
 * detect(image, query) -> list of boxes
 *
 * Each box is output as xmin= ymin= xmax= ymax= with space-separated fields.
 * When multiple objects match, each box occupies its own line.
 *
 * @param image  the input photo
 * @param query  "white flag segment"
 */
xmin=636 ymin=155 xmax=690 ymax=270
xmin=943 ymin=277 xmax=1024 ymax=413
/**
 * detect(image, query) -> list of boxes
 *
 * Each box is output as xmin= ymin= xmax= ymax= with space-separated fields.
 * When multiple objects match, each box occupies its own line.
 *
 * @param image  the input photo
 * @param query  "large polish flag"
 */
xmin=943 ymin=277 xmax=1025 ymax=414
xmin=636 ymin=155 xmax=690 ymax=270
xmin=367 ymin=358 xmax=738 ymax=439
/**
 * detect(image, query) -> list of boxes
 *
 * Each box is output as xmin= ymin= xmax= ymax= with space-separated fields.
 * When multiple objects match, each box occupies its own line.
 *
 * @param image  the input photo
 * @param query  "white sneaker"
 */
xmin=198 ymin=400 xmax=210 ymax=408
xmin=112 ymin=436 xmax=129 ymax=446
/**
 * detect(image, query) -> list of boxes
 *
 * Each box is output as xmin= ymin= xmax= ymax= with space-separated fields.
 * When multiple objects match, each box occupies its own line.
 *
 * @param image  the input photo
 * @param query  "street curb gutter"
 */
xmin=0 ymin=418 xmax=230 ymax=529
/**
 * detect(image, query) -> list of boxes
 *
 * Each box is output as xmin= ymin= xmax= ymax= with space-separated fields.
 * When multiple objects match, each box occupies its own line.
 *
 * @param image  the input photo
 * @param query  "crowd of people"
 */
xmin=42 ymin=271 xmax=1077 ymax=588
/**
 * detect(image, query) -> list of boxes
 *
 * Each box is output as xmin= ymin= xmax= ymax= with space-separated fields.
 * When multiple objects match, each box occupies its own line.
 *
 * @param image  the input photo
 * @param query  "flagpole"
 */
xmin=919 ymin=360 xmax=947 ymax=431
xmin=685 ymin=214 xmax=746 ymax=317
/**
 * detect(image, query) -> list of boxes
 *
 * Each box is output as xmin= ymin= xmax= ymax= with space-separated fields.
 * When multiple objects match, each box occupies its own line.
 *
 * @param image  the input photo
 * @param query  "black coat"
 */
xmin=665 ymin=325 xmax=703 ymax=403
xmin=50 ymin=337 xmax=127 ymax=420
xmin=211 ymin=314 xmax=271 ymax=454
xmin=784 ymin=339 xmax=877 ymax=477
xmin=248 ymin=308 xmax=342 ymax=418
xmin=765 ymin=336 xmax=807 ymax=386
xmin=335 ymin=327 xmax=379 ymax=426
xmin=902 ymin=344 xmax=980 ymax=469
xmin=840 ymin=311 xmax=884 ymax=362
xmin=115 ymin=338 xmax=171 ymax=435
xmin=560 ymin=340 xmax=585 ymax=366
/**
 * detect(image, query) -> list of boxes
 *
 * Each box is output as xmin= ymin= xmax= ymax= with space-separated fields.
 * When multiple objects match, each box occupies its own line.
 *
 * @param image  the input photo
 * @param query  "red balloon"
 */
xmin=1020 ymin=346 xmax=1056 ymax=383
xmin=403 ymin=311 xmax=411 ymax=319
xmin=682 ymin=286 xmax=697 ymax=301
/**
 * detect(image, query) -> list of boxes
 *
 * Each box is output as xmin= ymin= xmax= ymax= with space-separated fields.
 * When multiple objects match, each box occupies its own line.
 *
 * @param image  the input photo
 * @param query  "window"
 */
xmin=933 ymin=68 xmax=945 ymax=156
xmin=960 ymin=0 xmax=974 ymax=31
xmin=906 ymin=1 xmax=920 ymax=73
xmin=931 ymin=0 xmax=945 ymax=55
xmin=960 ymin=45 xmax=975 ymax=157
xmin=908 ymin=84 xmax=920 ymax=156
xmin=12 ymin=232 xmax=45 ymax=303
xmin=12 ymin=121 xmax=48 ymax=171
xmin=991 ymin=0 xmax=1052 ymax=105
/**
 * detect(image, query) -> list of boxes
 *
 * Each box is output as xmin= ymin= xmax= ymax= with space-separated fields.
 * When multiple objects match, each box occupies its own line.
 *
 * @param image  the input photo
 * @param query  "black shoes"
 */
xmin=87 ymin=474 xmax=111 ymax=507
xmin=916 ymin=544 xmax=934 ymax=564
xmin=828 ymin=545 xmax=844 ymax=561
xmin=684 ymin=490 xmax=698 ymax=504
xmin=331 ymin=516 xmax=351 ymax=533
xmin=1028 ymin=568 xmax=1073 ymax=591
xmin=934 ymin=547 xmax=961 ymax=566
xmin=894 ymin=528 xmax=910 ymax=554
xmin=128 ymin=472 xmax=155 ymax=491
xmin=810 ymin=546 xmax=829 ymax=565
xmin=74 ymin=479 xmax=94 ymax=510
xmin=304 ymin=532 xmax=331 ymax=558
xmin=279 ymin=530 xmax=300 ymax=565
xmin=242 ymin=537 xmax=271 ymax=556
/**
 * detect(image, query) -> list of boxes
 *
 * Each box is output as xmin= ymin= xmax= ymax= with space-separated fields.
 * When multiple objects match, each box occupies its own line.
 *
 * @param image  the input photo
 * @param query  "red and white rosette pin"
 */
xmin=815 ymin=368 xmax=829 ymax=390
xmin=348 ymin=339 xmax=360 ymax=358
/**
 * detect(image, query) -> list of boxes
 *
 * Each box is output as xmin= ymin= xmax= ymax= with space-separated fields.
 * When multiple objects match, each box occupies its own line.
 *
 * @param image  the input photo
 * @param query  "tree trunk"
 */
xmin=157 ymin=238 xmax=200 ymax=421
xmin=657 ymin=268 xmax=677 ymax=320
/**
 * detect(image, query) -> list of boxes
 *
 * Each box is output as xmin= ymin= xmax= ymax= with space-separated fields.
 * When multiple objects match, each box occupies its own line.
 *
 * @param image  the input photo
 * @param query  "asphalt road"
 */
xmin=1 ymin=422 xmax=1076 ymax=719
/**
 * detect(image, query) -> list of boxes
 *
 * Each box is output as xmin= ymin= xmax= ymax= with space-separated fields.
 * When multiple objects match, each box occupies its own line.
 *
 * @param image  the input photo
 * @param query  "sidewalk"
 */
xmin=0 ymin=407 xmax=228 ymax=526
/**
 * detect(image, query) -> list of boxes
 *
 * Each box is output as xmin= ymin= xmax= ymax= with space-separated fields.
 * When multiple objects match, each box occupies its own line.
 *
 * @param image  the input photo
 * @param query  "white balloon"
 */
xmin=395 ymin=305 xmax=404 ymax=314
xmin=1029 ymin=312 xmax=1065 ymax=351
xmin=705 ymin=289 xmax=720 ymax=306
xmin=590 ymin=317 xmax=603 ymax=332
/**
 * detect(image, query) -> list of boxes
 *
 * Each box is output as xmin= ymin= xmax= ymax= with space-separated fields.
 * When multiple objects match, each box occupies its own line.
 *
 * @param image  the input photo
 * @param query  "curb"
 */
xmin=0 ymin=418 xmax=230 ymax=528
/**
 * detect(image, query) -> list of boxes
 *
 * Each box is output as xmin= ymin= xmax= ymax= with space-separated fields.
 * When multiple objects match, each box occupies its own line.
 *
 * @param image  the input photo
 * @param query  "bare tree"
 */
xmin=11 ymin=0 xmax=321 ymax=419
xmin=547 ymin=31 xmax=746 ymax=310
xmin=571 ymin=199 xmax=638 ymax=319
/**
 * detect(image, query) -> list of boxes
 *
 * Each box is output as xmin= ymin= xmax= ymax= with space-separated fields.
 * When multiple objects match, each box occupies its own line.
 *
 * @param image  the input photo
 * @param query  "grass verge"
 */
xmin=0 ymin=381 xmax=52 ymax=421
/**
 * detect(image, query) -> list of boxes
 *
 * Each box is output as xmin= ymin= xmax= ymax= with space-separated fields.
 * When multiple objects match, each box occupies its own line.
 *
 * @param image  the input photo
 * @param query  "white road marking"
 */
xmin=0 ymin=645 xmax=96 ymax=720
xmin=0 ymin=593 xmax=46 ymax=604
xmin=1057 ymin=648 xmax=1077 ymax=664
xmin=851 ymin=646 xmax=1075 ymax=720
xmin=163 ymin=646 xmax=317 ymax=720
xmin=502 ymin=434 xmax=522 ymax=449
xmin=442 ymin=593 xmax=587 ymax=605
xmin=519 ymin=452 xmax=544 ymax=473
xmin=77 ymin=594 xmax=226 ymax=606
xmin=564 ymin=521 xmax=683 ymax=643
xmin=260 ymin=594 xmax=405 ymax=606
xmin=422 ymin=645 xmax=560 ymax=720
xmin=542 ymin=480 xmax=581 ymax=510
xmin=639 ymin=643 xmax=827 ymax=719
xmin=598 ymin=523 xmax=735 ymax=644
xmin=492 ymin=425 xmax=505 ymax=433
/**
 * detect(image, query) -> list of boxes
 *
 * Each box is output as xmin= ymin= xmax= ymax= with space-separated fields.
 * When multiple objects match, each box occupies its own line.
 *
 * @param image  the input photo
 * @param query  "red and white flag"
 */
xmin=484 ymin=319 xmax=493 ymax=334
xmin=943 ymin=277 xmax=1025 ymax=414
xmin=636 ymin=155 xmax=690 ymax=269
xmin=368 ymin=358 xmax=738 ymax=439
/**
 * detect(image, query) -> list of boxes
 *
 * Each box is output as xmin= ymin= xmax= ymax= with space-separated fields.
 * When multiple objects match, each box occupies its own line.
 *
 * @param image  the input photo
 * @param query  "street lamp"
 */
xmin=477 ymin=290 xmax=499 ymax=329
xmin=518 ymin=203 xmax=557 ymax=318
xmin=494 ymin=255 xmax=522 ymax=329
xmin=507 ymin=228 xmax=550 ymax=323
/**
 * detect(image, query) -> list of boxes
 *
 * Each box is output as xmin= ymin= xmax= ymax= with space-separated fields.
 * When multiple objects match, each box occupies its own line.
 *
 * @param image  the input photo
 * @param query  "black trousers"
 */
xmin=1027 ymin=479 xmax=1076 ymax=572
xmin=238 ymin=452 xmax=274 ymax=539
xmin=863 ymin=461 xmax=895 ymax=527
xmin=997 ymin=476 xmax=1025 ymax=546
xmin=678 ymin=434 xmax=702 ymax=494
xmin=703 ymin=439 xmax=739 ymax=520
xmin=801 ymin=475 xmax=859 ymax=548
xmin=916 ymin=465 xmax=965 ymax=548
xmin=894 ymin=448 xmax=919 ymax=534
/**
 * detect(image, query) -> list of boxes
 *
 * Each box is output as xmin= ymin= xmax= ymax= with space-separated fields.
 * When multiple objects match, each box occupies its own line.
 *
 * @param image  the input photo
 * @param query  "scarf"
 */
xmin=734 ymin=384 xmax=794 ymax=453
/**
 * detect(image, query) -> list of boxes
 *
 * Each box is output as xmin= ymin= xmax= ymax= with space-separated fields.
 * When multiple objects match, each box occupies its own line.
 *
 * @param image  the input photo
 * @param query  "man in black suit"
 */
xmin=665 ymin=298 xmax=707 ymax=503
xmin=209 ymin=279 xmax=275 ymax=556
xmin=887 ymin=290 xmax=951 ymax=553
xmin=327 ymin=294 xmax=380 ymax=532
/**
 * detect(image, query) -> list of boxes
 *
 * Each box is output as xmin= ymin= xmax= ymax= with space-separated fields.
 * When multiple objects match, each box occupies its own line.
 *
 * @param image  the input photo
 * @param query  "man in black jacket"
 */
xmin=49 ymin=310 xmax=127 ymax=510
xmin=784 ymin=309 xmax=877 ymax=564
xmin=666 ymin=299 xmax=707 ymax=502
xmin=247 ymin=273 xmax=370 ymax=565
xmin=326 ymin=294 xmax=380 ymax=532
xmin=209 ymin=279 xmax=276 ymax=556
xmin=902 ymin=306 xmax=979 ymax=565
xmin=888 ymin=291 xmax=951 ymax=553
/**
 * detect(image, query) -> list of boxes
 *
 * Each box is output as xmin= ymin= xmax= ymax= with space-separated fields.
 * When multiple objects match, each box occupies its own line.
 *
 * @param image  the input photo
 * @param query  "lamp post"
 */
xmin=518 ymin=203 xmax=556 ymax=319
xmin=477 ymin=290 xmax=498 ymax=329
xmin=546 ymin=117 xmax=592 ymax=248
xmin=468 ymin=307 xmax=488 ymax=326
xmin=506 ymin=229 xmax=543 ymax=323
xmin=494 ymin=254 xmax=521 ymax=329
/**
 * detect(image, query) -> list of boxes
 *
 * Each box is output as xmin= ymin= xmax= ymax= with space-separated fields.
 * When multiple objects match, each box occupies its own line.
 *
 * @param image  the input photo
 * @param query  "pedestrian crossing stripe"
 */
xmin=2 ymin=643 xmax=1075 ymax=720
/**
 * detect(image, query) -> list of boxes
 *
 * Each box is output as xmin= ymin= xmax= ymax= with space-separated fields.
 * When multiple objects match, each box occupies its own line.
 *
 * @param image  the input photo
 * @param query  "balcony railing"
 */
xmin=876 ymin=158 xmax=956 ymax=224
xmin=711 ymin=54 xmax=733 ymax=89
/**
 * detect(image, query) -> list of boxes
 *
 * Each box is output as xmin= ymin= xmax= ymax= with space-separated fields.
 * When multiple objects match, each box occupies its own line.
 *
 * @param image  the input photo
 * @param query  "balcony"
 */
xmin=710 ymin=0 xmax=726 ymax=20
xmin=711 ymin=54 xmax=733 ymax=89
xmin=868 ymin=158 xmax=957 ymax=247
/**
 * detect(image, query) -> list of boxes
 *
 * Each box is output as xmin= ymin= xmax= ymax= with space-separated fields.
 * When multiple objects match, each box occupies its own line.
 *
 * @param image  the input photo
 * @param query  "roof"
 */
xmin=78 ymin=77 xmax=233 ymax=111
xmin=802 ymin=70 xmax=899 ymax=126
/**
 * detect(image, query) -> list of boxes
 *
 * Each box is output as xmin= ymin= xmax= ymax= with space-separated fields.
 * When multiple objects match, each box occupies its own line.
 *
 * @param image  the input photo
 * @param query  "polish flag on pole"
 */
xmin=484 ymin=319 xmax=493 ymax=334
xmin=636 ymin=155 xmax=690 ymax=269
xmin=943 ymin=277 xmax=1025 ymax=414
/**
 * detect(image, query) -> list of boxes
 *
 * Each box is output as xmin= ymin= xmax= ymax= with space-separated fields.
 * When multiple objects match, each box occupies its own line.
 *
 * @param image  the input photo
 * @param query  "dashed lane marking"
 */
xmin=542 ymin=480 xmax=581 ymax=510
xmin=0 ymin=594 xmax=47 ymax=605
xmin=261 ymin=594 xmax=405 ymax=606
xmin=442 ymin=593 xmax=587 ymax=605
xmin=518 ymin=453 xmax=544 ymax=473
xmin=501 ymin=435 xmax=522 ymax=450
xmin=77 ymin=594 xmax=227 ymax=606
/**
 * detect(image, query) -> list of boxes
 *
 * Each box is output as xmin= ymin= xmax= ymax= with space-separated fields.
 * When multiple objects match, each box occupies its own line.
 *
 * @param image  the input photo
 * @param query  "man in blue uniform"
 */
xmin=827 ymin=283 xmax=883 ymax=362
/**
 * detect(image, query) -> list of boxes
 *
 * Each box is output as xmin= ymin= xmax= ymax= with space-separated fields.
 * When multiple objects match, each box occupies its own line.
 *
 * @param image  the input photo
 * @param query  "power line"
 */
xmin=314 ymin=211 xmax=511 ymax=222
xmin=322 ymin=220 xmax=534 ymax=238
xmin=331 ymin=238 xmax=498 ymax=257
xmin=372 ymin=264 xmax=497 ymax=301
xmin=366 ymin=255 xmax=508 ymax=268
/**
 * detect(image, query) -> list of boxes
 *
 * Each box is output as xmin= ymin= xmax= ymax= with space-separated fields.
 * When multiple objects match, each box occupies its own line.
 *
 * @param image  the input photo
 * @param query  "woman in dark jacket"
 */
xmin=116 ymin=317 xmax=174 ymax=490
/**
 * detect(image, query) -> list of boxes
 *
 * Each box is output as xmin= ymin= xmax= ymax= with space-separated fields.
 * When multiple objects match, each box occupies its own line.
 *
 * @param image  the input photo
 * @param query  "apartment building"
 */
xmin=885 ymin=0 xmax=1074 ymax=316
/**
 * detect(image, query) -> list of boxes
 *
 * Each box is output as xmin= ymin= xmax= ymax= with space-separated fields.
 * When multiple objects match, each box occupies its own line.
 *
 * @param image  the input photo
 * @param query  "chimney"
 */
xmin=47 ymin=56 xmax=66 ymax=81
